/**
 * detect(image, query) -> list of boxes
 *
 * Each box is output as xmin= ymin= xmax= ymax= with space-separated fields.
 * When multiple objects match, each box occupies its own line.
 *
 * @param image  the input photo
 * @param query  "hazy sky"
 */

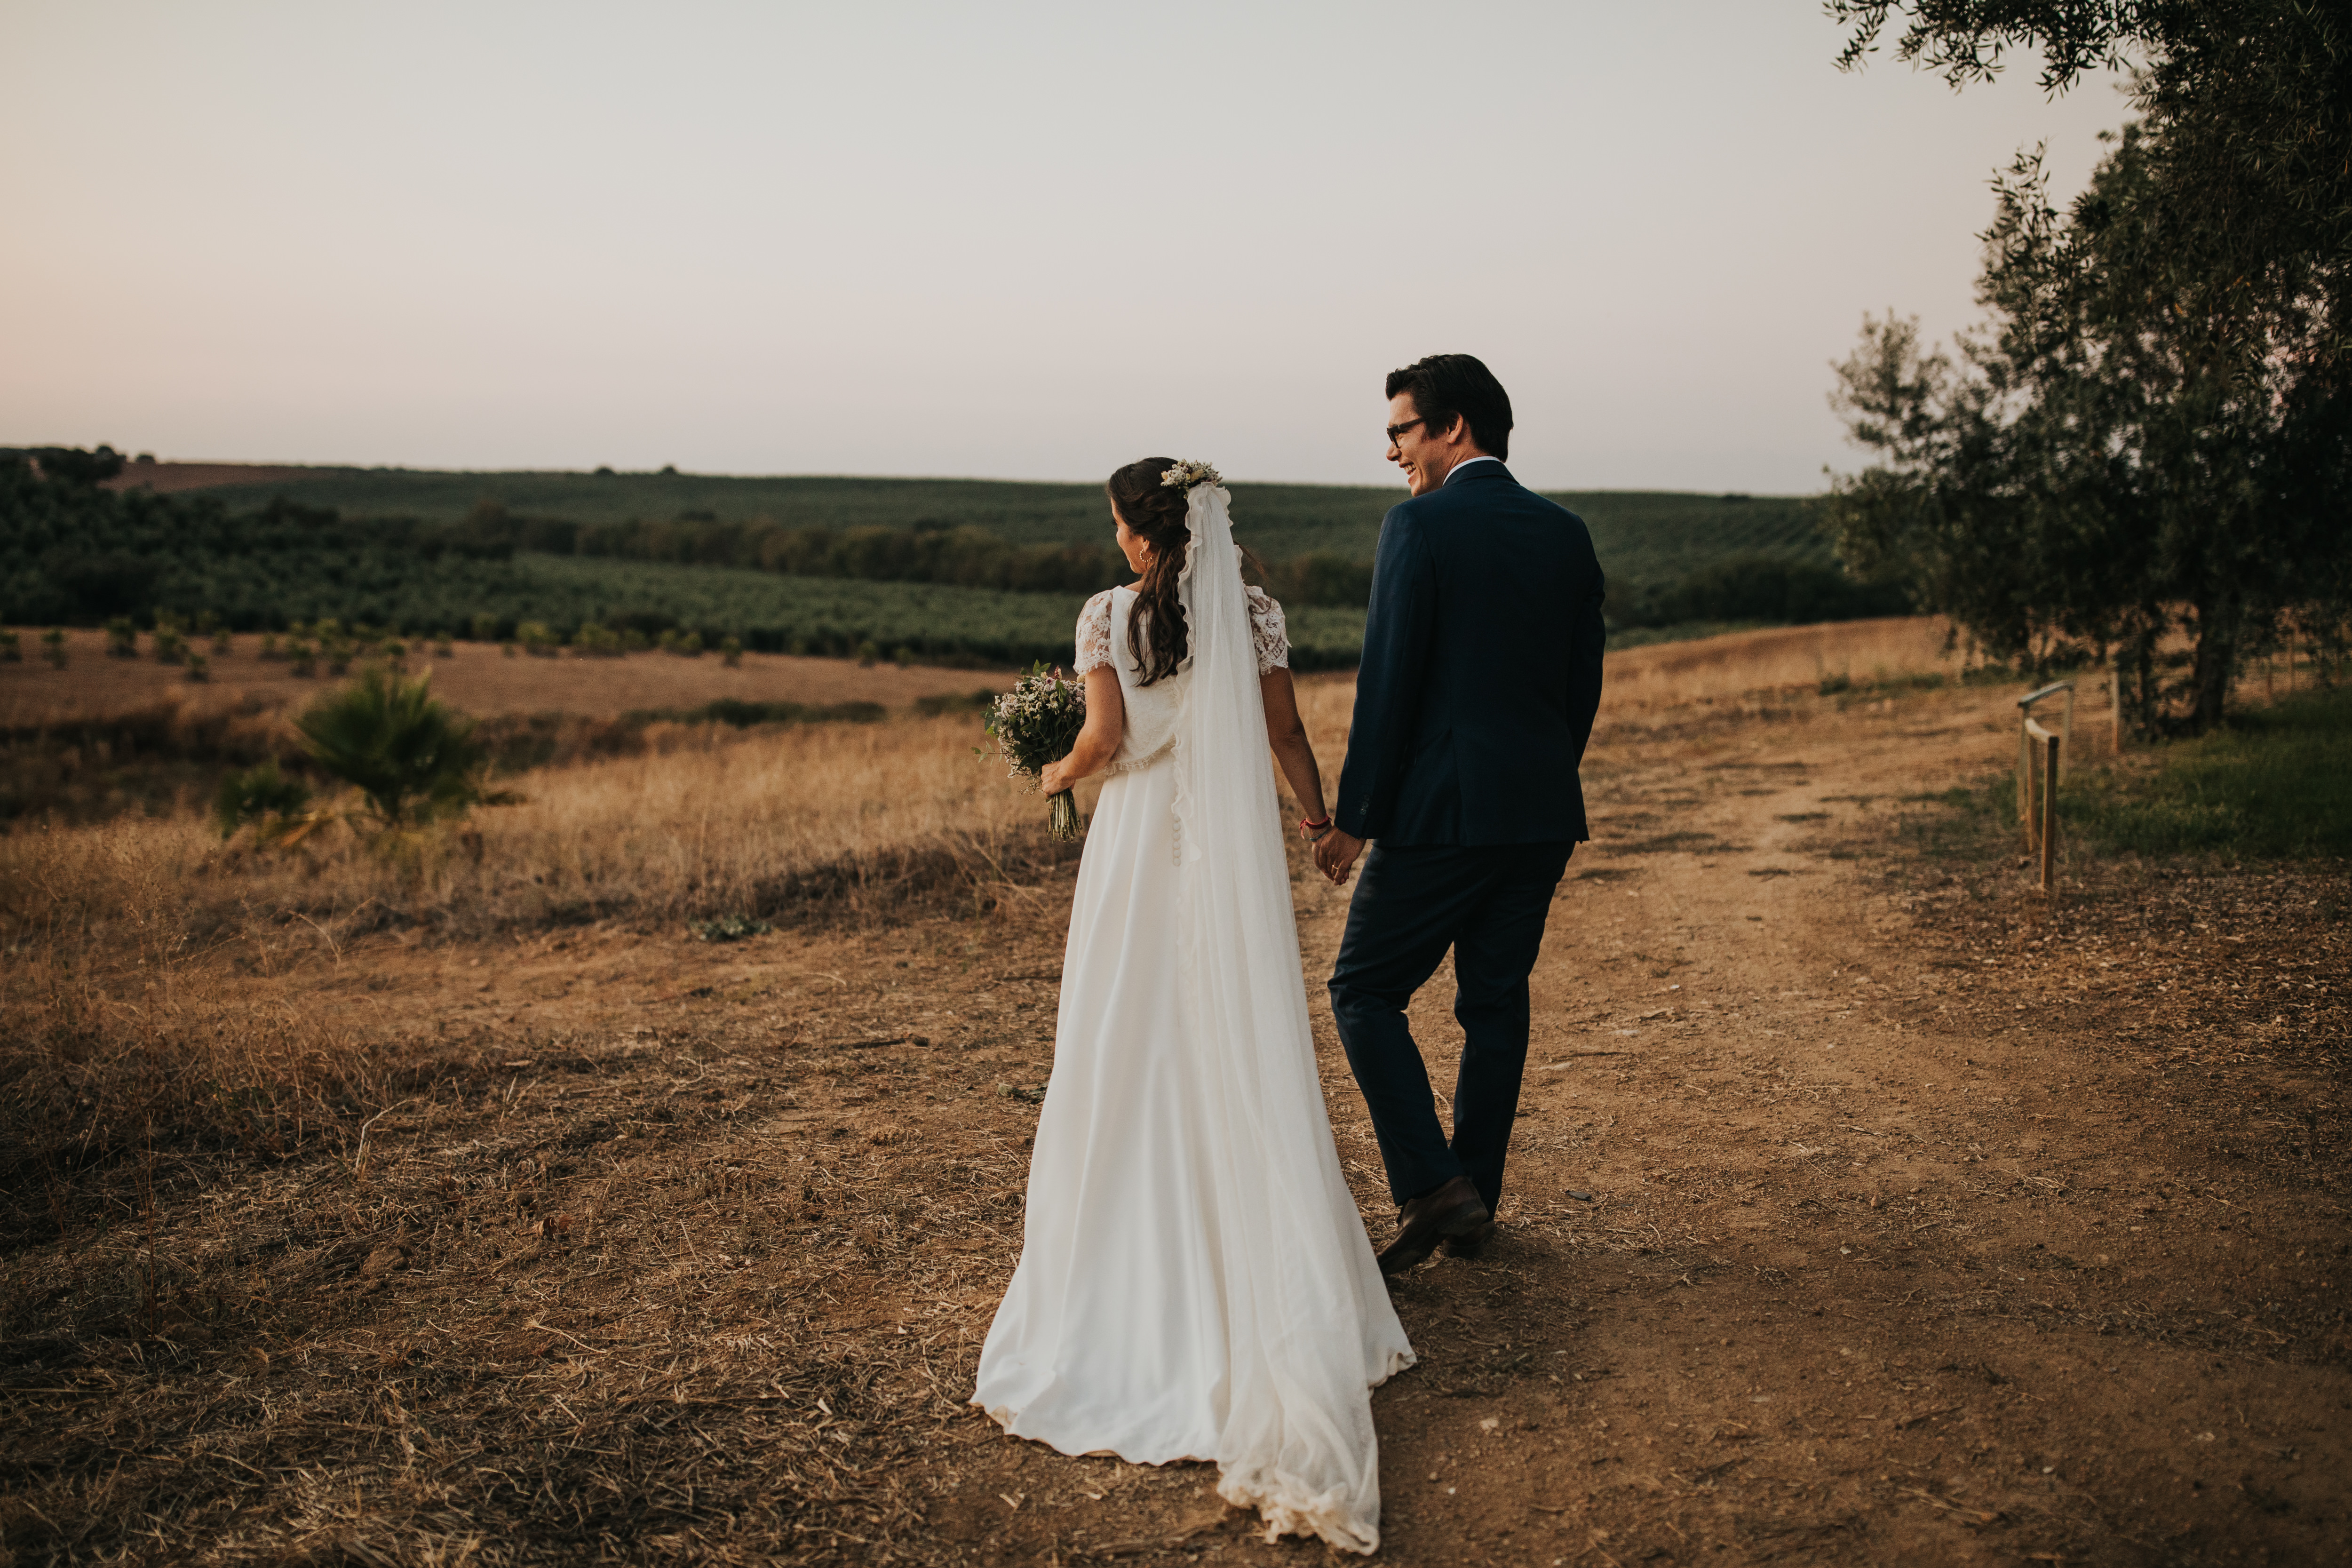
xmin=3 ymin=1 xmax=2133 ymax=492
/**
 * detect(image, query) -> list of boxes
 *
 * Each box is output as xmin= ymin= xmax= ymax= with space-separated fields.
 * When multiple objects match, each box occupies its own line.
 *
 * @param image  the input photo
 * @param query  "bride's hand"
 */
xmin=1039 ymin=758 xmax=1074 ymax=796
xmin=1313 ymin=828 xmax=1366 ymax=886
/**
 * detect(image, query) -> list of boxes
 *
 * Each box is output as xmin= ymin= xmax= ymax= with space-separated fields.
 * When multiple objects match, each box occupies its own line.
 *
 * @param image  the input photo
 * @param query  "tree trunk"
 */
xmin=2126 ymin=607 xmax=2162 ymax=741
xmin=2186 ymin=587 xmax=2240 ymax=733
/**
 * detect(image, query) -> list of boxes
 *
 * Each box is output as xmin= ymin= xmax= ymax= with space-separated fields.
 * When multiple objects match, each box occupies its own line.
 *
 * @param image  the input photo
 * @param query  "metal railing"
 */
xmin=2017 ymin=680 xmax=2071 ymax=893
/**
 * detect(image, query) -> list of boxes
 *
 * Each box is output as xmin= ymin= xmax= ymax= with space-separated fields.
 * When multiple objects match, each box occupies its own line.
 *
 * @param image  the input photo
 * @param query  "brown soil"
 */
xmin=1 ymin=628 xmax=1014 ymax=727
xmin=4 ymin=668 xmax=2346 ymax=1565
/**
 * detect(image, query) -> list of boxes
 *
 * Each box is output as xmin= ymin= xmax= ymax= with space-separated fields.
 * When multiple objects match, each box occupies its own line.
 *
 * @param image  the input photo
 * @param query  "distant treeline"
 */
xmin=0 ymin=460 xmax=516 ymax=628
xmin=1606 ymin=554 xmax=1909 ymax=629
xmin=455 ymin=502 xmax=1902 ymax=626
xmin=2 ymin=450 xmax=1907 ymax=663
xmin=461 ymin=501 xmax=1378 ymax=607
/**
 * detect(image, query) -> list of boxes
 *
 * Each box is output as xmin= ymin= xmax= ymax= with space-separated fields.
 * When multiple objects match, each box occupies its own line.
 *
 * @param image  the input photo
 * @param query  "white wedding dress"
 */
xmin=972 ymin=484 xmax=1413 ymax=1553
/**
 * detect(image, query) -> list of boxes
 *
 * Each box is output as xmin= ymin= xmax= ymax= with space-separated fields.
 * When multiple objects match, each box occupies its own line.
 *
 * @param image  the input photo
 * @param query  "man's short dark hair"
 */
xmin=1385 ymin=354 xmax=1512 ymax=461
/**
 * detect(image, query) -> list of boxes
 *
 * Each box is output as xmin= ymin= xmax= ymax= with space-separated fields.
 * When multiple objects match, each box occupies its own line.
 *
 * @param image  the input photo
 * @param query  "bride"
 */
xmin=971 ymin=459 xmax=1414 ymax=1552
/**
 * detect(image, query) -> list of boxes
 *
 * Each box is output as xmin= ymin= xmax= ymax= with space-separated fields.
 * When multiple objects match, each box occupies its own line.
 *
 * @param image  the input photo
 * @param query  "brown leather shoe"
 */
xmin=1378 ymin=1175 xmax=1490 ymax=1275
xmin=1444 ymin=1220 xmax=1496 ymax=1260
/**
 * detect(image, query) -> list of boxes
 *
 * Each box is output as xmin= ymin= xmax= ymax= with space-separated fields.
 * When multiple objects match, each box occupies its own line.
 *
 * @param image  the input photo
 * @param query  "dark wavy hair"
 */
xmin=1385 ymin=353 xmax=1512 ymax=460
xmin=1105 ymin=458 xmax=1192 ymax=684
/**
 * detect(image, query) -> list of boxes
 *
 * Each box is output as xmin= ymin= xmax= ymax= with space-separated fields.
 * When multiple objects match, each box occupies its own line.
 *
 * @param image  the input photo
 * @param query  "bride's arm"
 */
xmin=1038 ymin=667 xmax=1125 ymax=795
xmin=1259 ymin=669 xmax=1328 ymax=826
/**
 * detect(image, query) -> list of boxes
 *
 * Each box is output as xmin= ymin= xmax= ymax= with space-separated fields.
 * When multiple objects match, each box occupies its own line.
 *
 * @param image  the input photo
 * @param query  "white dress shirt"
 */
xmin=1443 ymin=455 xmax=1502 ymax=485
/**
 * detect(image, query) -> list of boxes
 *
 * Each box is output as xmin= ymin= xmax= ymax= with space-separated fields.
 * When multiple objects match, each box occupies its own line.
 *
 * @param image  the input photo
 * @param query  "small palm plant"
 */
xmin=212 ymin=759 xmax=313 ymax=842
xmin=296 ymin=665 xmax=517 ymax=838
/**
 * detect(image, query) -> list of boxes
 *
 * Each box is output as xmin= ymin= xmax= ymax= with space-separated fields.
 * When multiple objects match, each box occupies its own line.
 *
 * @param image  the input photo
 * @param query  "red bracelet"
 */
xmin=1300 ymin=814 xmax=1333 ymax=833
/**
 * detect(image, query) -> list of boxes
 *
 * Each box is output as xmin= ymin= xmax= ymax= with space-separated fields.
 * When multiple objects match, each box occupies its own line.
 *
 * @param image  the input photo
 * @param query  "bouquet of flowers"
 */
xmin=982 ymin=662 xmax=1089 ymax=839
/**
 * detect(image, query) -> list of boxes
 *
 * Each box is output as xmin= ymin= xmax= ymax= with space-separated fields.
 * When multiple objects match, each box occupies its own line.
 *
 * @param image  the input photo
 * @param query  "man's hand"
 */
xmin=1313 ymin=828 xmax=1366 ymax=886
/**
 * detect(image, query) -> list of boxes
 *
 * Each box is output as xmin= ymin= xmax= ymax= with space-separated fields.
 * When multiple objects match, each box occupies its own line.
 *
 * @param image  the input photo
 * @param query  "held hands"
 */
xmin=1311 ymin=828 xmax=1366 ymax=887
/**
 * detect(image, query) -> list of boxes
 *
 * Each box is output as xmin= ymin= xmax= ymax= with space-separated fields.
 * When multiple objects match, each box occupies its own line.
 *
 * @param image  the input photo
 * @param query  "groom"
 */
xmin=1311 ymin=354 xmax=1606 ymax=1274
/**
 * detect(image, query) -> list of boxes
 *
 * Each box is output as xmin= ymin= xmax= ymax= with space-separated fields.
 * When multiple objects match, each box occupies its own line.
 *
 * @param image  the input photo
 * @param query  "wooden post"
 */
xmin=2041 ymin=730 xmax=2059 ymax=893
xmin=2018 ymin=680 xmax=2073 ymax=824
xmin=2060 ymin=685 xmax=2074 ymax=780
xmin=2021 ymin=734 xmax=2037 ymax=851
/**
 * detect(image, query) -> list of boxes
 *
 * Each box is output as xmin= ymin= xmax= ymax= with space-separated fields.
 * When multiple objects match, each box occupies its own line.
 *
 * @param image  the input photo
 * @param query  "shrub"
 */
xmin=212 ymin=759 xmax=313 ymax=840
xmin=690 ymin=914 xmax=772 ymax=943
xmin=469 ymin=612 xmax=500 ymax=642
xmin=258 ymin=632 xmax=281 ymax=660
xmin=152 ymin=627 xmax=187 ymax=665
xmin=185 ymin=653 xmax=209 ymax=682
xmin=40 ymin=629 xmax=67 ymax=668
xmin=0 ymin=629 xmax=17 ymax=662
xmin=720 ymin=635 xmax=743 ymax=667
xmin=289 ymin=640 xmax=318 ymax=677
xmin=295 ymin=664 xmax=509 ymax=832
xmin=571 ymin=622 xmax=623 ymax=657
xmin=516 ymin=621 xmax=557 ymax=656
xmin=104 ymin=617 xmax=137 ymax=657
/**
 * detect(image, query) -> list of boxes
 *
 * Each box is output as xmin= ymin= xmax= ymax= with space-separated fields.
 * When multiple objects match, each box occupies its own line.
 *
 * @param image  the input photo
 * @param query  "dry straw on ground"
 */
xmin=21 ymin=618 xmax=2335 ymax=1566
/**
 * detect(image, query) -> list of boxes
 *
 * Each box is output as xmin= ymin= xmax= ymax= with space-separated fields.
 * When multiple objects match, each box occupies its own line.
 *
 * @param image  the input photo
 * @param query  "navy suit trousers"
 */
xmin=1327 ymin=840 xmax=1574 ymax=1215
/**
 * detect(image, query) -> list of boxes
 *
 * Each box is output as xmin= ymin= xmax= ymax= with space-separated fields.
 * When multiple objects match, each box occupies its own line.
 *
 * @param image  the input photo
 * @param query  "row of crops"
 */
xmin=185 ymin=464 xmax=1841 ymax=581
xmin=0 ymin=450 xmax=1366 ymax=666
xmin=6 ymin=453 xmax=1899 ymax=668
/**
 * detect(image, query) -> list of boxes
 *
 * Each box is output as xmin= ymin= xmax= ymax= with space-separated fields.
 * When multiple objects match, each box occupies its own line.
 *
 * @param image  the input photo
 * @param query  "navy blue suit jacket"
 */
xmin=1333 ymin=462 xmax=1606 ymax=845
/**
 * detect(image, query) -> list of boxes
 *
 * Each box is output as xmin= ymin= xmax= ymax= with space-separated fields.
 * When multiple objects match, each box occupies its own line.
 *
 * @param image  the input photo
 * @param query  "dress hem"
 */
xmin=971 ymin=1345 xmax=1415 ymax=1558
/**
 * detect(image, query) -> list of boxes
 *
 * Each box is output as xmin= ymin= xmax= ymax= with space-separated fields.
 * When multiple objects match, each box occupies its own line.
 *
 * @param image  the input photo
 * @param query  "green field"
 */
xmin=12 ymin=461 xmax=1877 ymax=669
xmin=181 ymin=468 xmax=1832 ymax=586
xmin=493 ymin=555 xmax=1367 ymax=669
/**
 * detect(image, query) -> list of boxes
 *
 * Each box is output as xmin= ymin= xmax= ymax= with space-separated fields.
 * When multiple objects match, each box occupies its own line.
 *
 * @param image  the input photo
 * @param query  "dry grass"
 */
xmin=0 ymin=696 xmax=1100 ymax=1563
xmin=0 ymin=917 xmax=1070 ymax=1566
xmin=1 ymin=628 xmax=1015 ymax=728
xmin=1599 ymin=615 xmax=1963 ymax=713
xmin=3 ymin=619 xmax=2347 ymax=1565
xmin=3 ymin=714 xmax=1075 ymax=947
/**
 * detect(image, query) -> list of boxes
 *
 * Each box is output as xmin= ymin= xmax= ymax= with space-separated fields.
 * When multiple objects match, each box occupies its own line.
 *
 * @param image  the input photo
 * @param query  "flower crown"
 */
xmin=1160 ymin=459 xmax=1222 ymax=493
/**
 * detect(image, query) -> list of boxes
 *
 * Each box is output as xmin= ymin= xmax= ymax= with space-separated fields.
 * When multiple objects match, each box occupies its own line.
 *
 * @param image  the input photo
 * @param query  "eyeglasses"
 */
xmin=1383 ymin=417 xmax=1425 ymax=447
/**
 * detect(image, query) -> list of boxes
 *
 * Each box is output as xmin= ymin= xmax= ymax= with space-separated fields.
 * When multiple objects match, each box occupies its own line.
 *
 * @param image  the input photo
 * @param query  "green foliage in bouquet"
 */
xmin=981 ymin=661 xmax=1088 ymax=839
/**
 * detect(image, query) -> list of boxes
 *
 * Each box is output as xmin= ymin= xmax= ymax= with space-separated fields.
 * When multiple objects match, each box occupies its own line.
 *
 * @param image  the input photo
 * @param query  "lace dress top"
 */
xmin=1073 ymin=582 xmax=1289 ymax=772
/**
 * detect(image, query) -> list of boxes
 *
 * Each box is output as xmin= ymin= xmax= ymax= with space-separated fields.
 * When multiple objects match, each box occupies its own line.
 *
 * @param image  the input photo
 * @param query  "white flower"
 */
xmin=1159 ymin=459 xmax=1222 ymax=492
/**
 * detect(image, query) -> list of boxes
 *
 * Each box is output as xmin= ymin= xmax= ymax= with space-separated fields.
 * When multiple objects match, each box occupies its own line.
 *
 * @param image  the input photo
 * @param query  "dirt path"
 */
xmin=6 ymin=675 xmax=2344 ymax=1566
xmin=1284 ymin=686 xmax=2351 ymax=1565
